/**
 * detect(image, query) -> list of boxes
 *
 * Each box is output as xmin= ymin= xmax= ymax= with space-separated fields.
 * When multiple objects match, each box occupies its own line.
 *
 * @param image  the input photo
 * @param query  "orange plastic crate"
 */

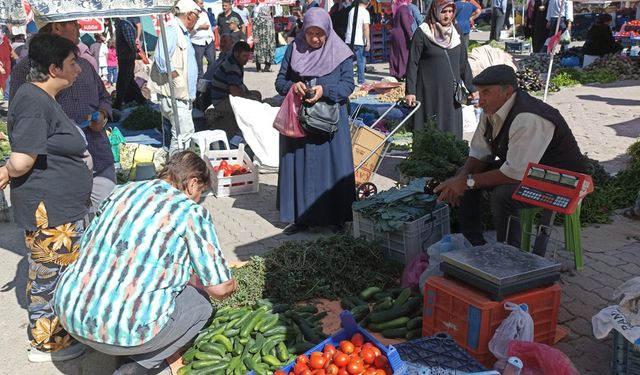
xmin=422 ymin=276 xmax=561 ymax=367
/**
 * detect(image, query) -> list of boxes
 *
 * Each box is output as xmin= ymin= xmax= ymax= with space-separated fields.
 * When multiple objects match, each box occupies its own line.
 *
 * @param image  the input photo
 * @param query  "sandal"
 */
xmin=623 ymin=208 xmax=640 ymax=221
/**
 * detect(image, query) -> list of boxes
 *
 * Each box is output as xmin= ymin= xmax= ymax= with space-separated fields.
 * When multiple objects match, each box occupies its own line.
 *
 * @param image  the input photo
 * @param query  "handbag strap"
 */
xmin=442 ymin=49 xmax=458 ymax=83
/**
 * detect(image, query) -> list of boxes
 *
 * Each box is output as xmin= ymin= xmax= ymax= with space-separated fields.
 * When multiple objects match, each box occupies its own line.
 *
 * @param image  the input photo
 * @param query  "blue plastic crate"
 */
xmin=612 ymin=330 xmax=640 ymax=375
xmin=277 ymin=311 xmax=407 ymax=375
xmin=393 ymin=333 xmax=488 ymax=374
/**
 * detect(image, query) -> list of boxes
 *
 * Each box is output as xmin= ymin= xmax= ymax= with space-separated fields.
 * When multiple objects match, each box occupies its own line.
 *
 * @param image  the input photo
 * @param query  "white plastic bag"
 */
xmin=560 ymin=29 xmax=571 ymax=45
xmin=419 ymin=234 xmax=472 ymax=293
xmin=489 ymin=302 xmax=535 ymax=360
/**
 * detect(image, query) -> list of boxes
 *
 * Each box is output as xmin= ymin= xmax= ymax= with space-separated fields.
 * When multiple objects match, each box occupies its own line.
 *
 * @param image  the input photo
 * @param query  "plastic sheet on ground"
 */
xmin=229 ymin=96 xmax=280 ymax=170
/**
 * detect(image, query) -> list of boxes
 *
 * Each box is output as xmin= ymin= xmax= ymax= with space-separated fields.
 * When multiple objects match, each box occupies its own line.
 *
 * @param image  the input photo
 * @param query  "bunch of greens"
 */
xmin=396 ymin=125 xmax=469 ymax=181
xmin=550 ymin=69 xmax=582 ymax=87
xmin=262 ymin=235 xmax=402 ymax=303
xmin=212 ymin=256 xmax=265 ymax=309
xmin=121 ymin=104 xmax=162 ymax=131
xmin=352 ymin=178 xmax=437 ymax=232
xmin=580 ymin=68 xmax=618 ymax=84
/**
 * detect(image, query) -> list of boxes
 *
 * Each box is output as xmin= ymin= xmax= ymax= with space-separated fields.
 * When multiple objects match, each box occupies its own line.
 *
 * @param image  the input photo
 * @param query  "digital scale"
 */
xmin=440 ymin=244 xmax=560 ymax=300
xmin=512 ymin=163 xmax=593 ymax=215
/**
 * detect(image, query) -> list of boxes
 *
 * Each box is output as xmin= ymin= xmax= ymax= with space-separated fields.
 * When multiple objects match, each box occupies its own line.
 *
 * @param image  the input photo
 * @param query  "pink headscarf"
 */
xmin=392 ymin=0 xmax=411 ymax=16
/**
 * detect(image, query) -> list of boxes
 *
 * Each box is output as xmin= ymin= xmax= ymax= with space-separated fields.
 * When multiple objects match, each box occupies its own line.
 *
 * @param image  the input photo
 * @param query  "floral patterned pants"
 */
xmin=25 ymin=202 xmax=85 ymax=352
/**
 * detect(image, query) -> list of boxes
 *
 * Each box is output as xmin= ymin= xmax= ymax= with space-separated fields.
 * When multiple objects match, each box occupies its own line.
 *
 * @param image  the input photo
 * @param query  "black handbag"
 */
xmin=443 ymin=49 xmax=470 ymax=106
xmin=298 ymin=101 xmax=340 ymax=135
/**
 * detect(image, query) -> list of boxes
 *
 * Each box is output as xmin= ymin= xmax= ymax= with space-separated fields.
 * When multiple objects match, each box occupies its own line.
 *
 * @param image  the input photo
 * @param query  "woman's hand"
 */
xmin=293 ymin=81 xmax=307 ymax=97
xmin=0 ymin=166 xmax=9 ymax=190
xmin=304 ymin=85 xmax=323 ymax=104
xmin=405 ymin=94 xmax=417 ymax=106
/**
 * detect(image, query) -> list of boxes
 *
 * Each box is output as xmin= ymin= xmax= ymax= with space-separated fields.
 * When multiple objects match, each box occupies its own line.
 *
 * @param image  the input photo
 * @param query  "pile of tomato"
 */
xmin=276 ymin=333 xmax=392 ymax=375
xmin=213 ymin=160 xmax=250 ymax=177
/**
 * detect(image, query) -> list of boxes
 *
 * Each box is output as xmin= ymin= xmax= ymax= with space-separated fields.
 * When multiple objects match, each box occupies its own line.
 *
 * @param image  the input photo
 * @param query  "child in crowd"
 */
xmin=106 ymin=39 xmax=118 ymax=85
xmin=98 ymin=38 xmax=109 ymax=84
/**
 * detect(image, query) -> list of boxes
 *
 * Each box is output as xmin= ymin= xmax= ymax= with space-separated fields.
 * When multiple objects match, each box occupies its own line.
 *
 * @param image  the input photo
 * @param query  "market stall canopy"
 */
xmin=28 ymin=0 xmax=174 ymax=24
xmin=235 ymin=0 xmax=296 ymax=5
xmin=0 ymin=0 xmax=28 ymax=25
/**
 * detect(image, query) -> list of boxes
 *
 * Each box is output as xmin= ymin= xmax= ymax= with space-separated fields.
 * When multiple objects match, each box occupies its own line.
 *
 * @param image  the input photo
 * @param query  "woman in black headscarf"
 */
xmin=582 ymin=14 xmax=622 ymax=57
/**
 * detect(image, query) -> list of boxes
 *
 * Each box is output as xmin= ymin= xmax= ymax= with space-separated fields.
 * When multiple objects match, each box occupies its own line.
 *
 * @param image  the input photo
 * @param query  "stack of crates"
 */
xmin=367 ymin=24 xmax=389 ymax=63
xmin=612 ymin=330 xmax=640 ymax=375
xmin=422 ymin=276 xmax=562 ymax=367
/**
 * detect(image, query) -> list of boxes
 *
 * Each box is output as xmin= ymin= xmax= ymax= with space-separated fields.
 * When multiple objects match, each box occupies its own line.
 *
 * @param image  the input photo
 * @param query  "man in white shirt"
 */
xmin=345 ymin=0 xmax=370 ymax=85
xmin=546 ymin=0 xmax=572 ymax=39
xmin=233 ymin=4 xmax=251 ymax=34
xmin=434 ymin=65 xmax=585 ymax=250
xmin=191 ymin=0 xmax=216 ymax=79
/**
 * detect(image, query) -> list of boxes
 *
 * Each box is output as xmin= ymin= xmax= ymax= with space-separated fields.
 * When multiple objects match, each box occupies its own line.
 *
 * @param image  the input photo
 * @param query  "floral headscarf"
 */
xmin=419 ymin=0 xmax=460 ymax=49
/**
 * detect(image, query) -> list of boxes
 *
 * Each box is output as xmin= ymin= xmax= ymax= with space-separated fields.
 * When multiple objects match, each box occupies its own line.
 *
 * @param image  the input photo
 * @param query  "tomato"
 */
xmin=333 ymin=352 xmax=349 ymax=368
xmin=240 ymin=167 xmax=248 ymax=174
xmin=340 ymin=340 xmax=355 ymax=355
xmin=312 ymin=370 xmax=326 ymax=375
xmin=295 ymin=361 xmax=310 ymax=375
xmin=373 ymin=356 xmax=388 ymax=369
xmin=301 ymin=370 xmax=313 ymax=375
xmin=361 ymin=349 xmax=376 ymax=365
xmin=275 ymin=371 xmax=287 ymax=375
xmin=371 ymin=347 xmax=382 ymax=358
xmin=223 ymin=168 xmax=231 ymax=177
xmin=337 ymin=369 xmax=349 ymax=375
xmin=350 ymin=357 xmax=363 ymax=365
xmin=324 ymin=344 xmax=337 ymax=357
xmin=346 ymin=360 xmax=364 ymax=375
xmin=309 ymin=355 xmax=326 ymax=370
xmin=219 ymin=160 xmax=228 ymax=168
xmin=297 ymin=355 xmax=310 ymax=364
xmin=232 ymin=164 xmax=242 ymax=172
xmin=326 ymin=364 xmax=339 ymax=375
xmin=363 ymin=368 xmax=376 ymax=375
xmin=373 ymin=370 xmax=386 ymax=375
xmin=351 ymin=333 xmax=364 ymax=347
xmin=362 ymin=343 xmax=374 ymax=351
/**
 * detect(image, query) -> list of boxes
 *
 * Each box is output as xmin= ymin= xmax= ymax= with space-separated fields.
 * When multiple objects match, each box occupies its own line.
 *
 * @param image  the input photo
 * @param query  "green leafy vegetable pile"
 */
xmin=551 ymin=68 xmax=619 ymax=88
xmin=121 ymin=104 xmax=162 ymax=131
xmin=550 ymin=69 xmax=582 ymax=87
xmin=396 ymin=125 xmax=469 ymax=181
xmin=212 ymin=256 xmax=266 ymax=309
xmin=0 ymin=120 xmax=9 ymax=163
xmin=352 ymin=178 xmax=437 ymax=232
xmin=262 ymin=235 xmax=402 ymax=303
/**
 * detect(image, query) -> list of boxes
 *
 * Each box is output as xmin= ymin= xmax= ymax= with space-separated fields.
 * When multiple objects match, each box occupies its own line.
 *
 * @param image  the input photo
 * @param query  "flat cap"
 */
xmin=472 ymin=64 xmax=518 ymax=87
xmin=226 ymin=16 xmax=240 ymax=24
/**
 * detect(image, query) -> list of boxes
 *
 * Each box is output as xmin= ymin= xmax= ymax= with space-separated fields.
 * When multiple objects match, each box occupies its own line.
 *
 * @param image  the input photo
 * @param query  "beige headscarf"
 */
xmin=419 ymin=0 xmax=461 ymax=49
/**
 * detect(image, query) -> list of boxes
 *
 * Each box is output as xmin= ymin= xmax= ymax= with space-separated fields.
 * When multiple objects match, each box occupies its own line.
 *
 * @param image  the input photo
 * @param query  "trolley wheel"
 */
xmin=357 ymin=182 xmax=378 ymax=201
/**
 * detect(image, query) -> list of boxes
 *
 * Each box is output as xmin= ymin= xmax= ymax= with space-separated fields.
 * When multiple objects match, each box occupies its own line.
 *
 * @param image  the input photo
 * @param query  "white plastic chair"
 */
xmin=191 ymin=130 xmax=230 ymax=156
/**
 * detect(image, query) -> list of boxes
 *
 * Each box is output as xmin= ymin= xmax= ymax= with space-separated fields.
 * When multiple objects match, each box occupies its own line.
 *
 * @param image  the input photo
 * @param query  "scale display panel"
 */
xmin=513 ymin=163 xmax=594 ymax=215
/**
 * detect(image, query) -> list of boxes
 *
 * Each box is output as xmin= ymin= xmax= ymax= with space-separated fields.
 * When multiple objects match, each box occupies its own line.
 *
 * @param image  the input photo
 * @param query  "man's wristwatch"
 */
xmin=466 ymin=174 xmax=476 ymax=190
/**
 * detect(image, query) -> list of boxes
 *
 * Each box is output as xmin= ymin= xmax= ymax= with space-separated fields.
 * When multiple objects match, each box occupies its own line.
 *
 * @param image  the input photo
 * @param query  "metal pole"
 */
xmin=349 ymin=0 xmax=360 ymax=49
xmin=158 ymin=17 xmax=184 ymax=149
xmin=542 ymin=0 xmax=564 ymax=102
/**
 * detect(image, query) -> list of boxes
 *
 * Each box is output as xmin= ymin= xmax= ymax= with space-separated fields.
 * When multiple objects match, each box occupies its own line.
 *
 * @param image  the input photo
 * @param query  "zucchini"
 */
xmin=368 ymin=317 xmax=410 ymax=331
xmin=193 ymin=359 xmax=226 ymax=370
xmin=262 ymin=354 xmax=283 ymax=367
xmin=360 ymin=286 xmax=382 ymax=301
xmin=407 ymin=317 xmax=423 ymax=330
xmin=393 ymin=288 xmax=412 ymax=307
xmin=406 ymin=328 xmax=422 ymax=340
xmin=382 ymin=327 xmax=408 ymax=339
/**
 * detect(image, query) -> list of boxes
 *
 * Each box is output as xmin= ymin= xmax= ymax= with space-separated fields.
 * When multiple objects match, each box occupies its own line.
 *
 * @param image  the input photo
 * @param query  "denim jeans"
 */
xmin=353 ymin=45 xmax=366 ymax=84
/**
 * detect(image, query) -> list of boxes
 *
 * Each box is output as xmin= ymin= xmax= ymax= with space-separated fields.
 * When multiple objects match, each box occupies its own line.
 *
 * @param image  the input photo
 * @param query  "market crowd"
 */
xmin=0 ymin=0 xmax=634 ymax=372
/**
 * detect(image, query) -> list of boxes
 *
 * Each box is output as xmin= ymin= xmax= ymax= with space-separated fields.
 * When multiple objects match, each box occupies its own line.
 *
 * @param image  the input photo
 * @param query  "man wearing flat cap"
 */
xmin=434 ymin=64 xmax=585 ymax=248
xmin=148 ymin=0 xmax=202 ymax=154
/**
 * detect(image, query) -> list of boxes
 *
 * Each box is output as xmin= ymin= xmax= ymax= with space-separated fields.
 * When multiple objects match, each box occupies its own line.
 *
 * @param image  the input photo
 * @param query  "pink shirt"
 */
xmin=107 ymin=48 xmax=118 ymax=67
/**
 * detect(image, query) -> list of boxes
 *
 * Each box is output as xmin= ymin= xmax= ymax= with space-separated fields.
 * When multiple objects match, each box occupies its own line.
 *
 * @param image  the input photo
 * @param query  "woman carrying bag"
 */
xmin=274 ymin=8 xmax=356 ymax=235
xmin=404 ymin=0 xmax=476 ymax=139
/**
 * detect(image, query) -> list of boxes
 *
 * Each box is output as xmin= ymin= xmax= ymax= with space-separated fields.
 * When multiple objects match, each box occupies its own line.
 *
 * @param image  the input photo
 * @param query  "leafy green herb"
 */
xmin=212 ymin=256 xmax=265 ymax=309
xmin=121 ymin=104 xmax=162 ymax=131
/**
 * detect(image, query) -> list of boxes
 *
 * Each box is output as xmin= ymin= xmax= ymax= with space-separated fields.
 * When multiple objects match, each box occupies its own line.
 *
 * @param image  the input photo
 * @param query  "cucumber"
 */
xmin=199 ymin=342 xmax=227 ymax=357
xmin=271 ymin=304 xmax=291 ymax=314
xmin=373 ymin=292 xmax=392 ymax=301
xmin=183 ymin=347 xmax=198 ymax=363
xmin=295 ymin=304 xmax=318 ymax=314
xmin=262 ymin=354 xmax=283 ymax=366
xmin=232 ymin=338 xmax=243 ymax=355
xmin=372 ymin=297 xmax=393 ymax=312
xmin=254 ymin=363 xmax=269 ymax=375
xmin=288 ymin=341 xmax=316 ymax=355
xmin=225 ymin=356 xmax=241 ymax=375
xmin=351 ymin=305 xmax=370 ymax=316
xmin=350 ymin=296 xmax=368 ymax=306
xmin=232 ymin=309 xmax=254 ymax=329
xmin=193 ymin=359 xmax=226 ymax=370
xmin=222 ymin=328 xmax=239 ymax=337
xmin=211 ymin=335 xmax=233 ymax=352
xmin=393 ymin=288 xmax=412 ymax=307
xmin=407 ymin=317 xmax=423 ymax=330
xmin=249 ymin=333 xmax=264 ymax=354
xmin=382 ymin=327 xmax=408 ymax=339
xmin=340 ymin=297 xmax=357 ymax=310
xmin=261 ymin=336 xmax=281 ymax=356
xmin=309 ymin=311 xmax=328 ymax=322
xmin=195 ymin=351 xmax=224 ymax=361
xmin=360 ymin=286 xmax=382 ymax=301
xmin=240 ymin=307 xmax=267 ymax=338
xmin=368 ymin=317 xmax=410 ymax=331
xmin=177 ymin=364 xmax=192 ymax=375
xmin=243 ymin=356 xmax=259 ymax=372
xmin=369 ymin=297 xmax=421 ymax=324
xmin=406 ymin=328 xmax=422 ymax=340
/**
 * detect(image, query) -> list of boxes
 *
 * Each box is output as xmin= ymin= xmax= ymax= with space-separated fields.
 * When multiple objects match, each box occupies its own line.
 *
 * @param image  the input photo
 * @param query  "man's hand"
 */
xmin=433 ymin=175 xmax=468 ymax=207
xmin=566 ymin=21 xmax=572 ymax=31
xmin=87 ymin=111 xmax=107 ymax=132
xmin=0 ymin=166 xmax=9 ymax=190
xmin=171 ymin=71 xmax=179 ymax=79
xmin=365 ymin=42 xmax=370 ymax=52
xmin=404 ymin=94 xmax=417 ymax=106
xmin=135 ymin=39 xmax=141 ymax=49
xmin=304 ymin=85 xmax=323 ymax=104
xmin=293 ymin=81 xmax=308 ymax=97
